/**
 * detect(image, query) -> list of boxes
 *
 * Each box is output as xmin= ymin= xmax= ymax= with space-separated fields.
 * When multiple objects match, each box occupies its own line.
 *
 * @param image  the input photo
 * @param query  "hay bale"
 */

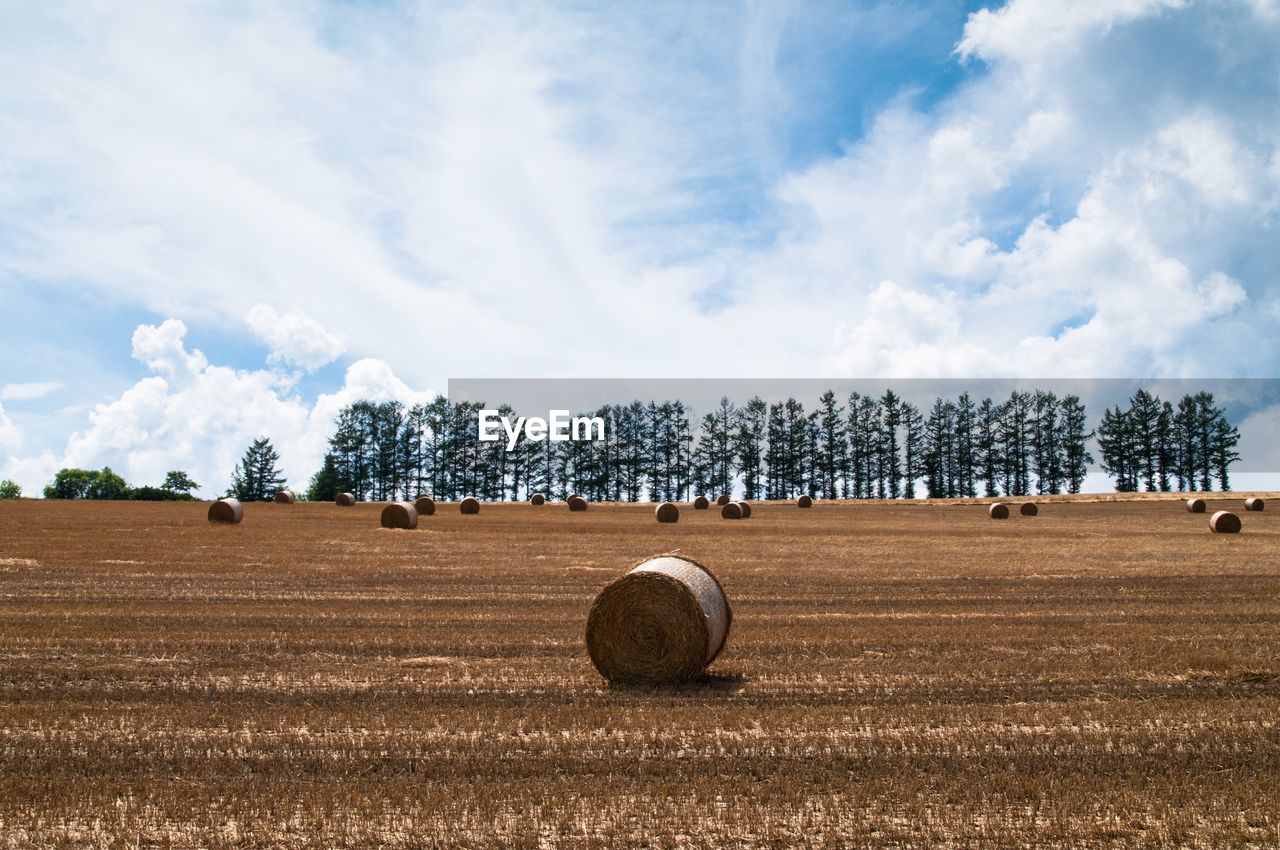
xmin=715 ymin=494 xmax=731 ymax=506
xmin=207 ymin=498 xmax=243 ymax=524
xmin=530 ymin=493 xmax=546 ymax=505
xmin=335 ymin=492 xmax=355 ymax=507
xmin=1186 ymin=498 xmax=1206 ymax=513
xmin=460 ymin=496 xmax=480 ymax=514
xmin=736 ymin=501 xmax=752 ymax=518
xmin=568 ymin=495 xmax=588 ymax=512
xmin=414 ymin=495 xmax=435 ymax=516
xmin=1210 ymin=510 xmax=1242 ymax=534
xmin=381 ymin=502 xmax=418 ymax=530
xmin=655 ymin=502 xmax=679 ymax=523
xmin=797 ymin=495 xmax=813 ymax=508
xmin=721 ymin=502 xmax=743 ymax=520
xmin=1245 ymin=497 xmax=1265 ymax=512
xmin=989 ymin=502 xmax=1010 ymax=519
xmin=585 ymin=554 xmax=732 ymax=684
xmin=693 ymin=495 xmax=709 ymax=510
xmin=274 ymin=490 xmax=294 ymax=504
xmin=1020 ymin=502 xmax=1038 ymax=517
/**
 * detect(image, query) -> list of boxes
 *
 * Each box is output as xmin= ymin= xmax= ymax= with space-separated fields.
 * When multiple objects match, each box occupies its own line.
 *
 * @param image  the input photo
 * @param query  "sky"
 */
xmin=2 ymin=0 xmax=1279 ymax=497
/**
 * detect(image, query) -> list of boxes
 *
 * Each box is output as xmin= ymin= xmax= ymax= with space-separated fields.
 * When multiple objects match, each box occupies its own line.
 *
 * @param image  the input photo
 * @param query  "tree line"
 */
xmin=300 ymin=388 xmax=1241 ymax=503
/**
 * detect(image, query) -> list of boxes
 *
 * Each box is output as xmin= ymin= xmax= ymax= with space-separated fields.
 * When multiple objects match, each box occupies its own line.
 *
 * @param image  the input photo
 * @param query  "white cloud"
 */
xmin=246 ymin=303 xmax=345 ymax=371
xmin=56 ymin=320 xmax=432 ymax=497
xmin=0 ymin=381 xmax=62 ymax=402
xmin=0 ymin=0 xmax=1276 ymax=401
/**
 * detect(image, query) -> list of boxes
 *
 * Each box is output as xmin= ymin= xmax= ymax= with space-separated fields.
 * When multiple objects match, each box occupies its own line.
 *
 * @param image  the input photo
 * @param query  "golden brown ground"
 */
xmin=0 ymin=497 xmax=1277 ymax=848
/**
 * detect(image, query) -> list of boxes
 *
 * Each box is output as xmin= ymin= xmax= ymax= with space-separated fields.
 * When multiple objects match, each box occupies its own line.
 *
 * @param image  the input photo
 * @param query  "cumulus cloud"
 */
xmin=57 ymin=321 xmax=432 ymax=497
xmin=246 ymin=303 xmax=345 ymax=371
xmin=0 ymin=404 xmax=20 ymax=454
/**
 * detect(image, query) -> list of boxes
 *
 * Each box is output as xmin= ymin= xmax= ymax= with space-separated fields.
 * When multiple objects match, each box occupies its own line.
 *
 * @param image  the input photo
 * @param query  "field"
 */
xmin=0 ymin=496 xmax=1277 ymax=849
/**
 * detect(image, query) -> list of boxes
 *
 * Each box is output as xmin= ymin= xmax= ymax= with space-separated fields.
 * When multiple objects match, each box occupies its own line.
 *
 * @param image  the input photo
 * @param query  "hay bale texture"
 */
xmin=989 ymin=503 xmax=1010 ymax=519
xmin=693 ymin=495 xmax=710 ymax=510
xmin=1186 ymin=498 xmax=1207 ymax=513
xmin=274 ymin=490 xmax=295 ymax=504
xmin=414 ymin=496 xmax=436 ymax=516
xmin=381 ymin=502 xmax=418 ymax=529
xmin=1020 ymin=502 xmax=1038 ymax=516
xmin=716 ymin=494 xmax=731 ymax=507
xmin=207 ymin=498 xmax=243 ymax=524
xmin=655 ymin=502 xmax=679 ymax=523
xmin=721 ymin=502 xmax=743 ymax=520
xmin=1210 ymin=511 xmax=1242 ymax=534
xmin=797 ymin=495 xmax=813 ymax=508
xmin=335 ymin=492 xmax=355 ymax=507
xmin=585 ymin=554 xmax=732 ymax=684
xmin=460 ymin=497 xmax=480 ymax=514
xmin=568 ymin=496 xmax=589 ymax=512
xmin=530 ymin=493 xmax=546 ymax=505
xmin=1245 ymin=497 xmax=1265 ymax=512
xmin=736 ymin=501 xmax=752 ymax=518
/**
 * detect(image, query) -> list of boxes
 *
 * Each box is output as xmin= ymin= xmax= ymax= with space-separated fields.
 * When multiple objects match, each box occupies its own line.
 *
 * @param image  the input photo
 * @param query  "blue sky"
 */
xmin=2 ymin=0 xmax=1279 ymax=496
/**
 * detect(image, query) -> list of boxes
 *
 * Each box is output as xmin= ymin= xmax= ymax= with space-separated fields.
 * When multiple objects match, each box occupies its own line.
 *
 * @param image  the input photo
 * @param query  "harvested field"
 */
xmin=0 ymin=497 xmax=1277 ymax=848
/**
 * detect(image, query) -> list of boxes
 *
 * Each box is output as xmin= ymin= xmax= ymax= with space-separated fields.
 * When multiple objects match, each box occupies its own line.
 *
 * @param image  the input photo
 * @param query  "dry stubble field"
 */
xmin=0 ymin=496 xmax=1277 ymax=849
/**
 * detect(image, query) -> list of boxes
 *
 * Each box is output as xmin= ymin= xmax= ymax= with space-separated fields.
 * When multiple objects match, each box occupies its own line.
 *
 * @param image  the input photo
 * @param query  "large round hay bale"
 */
xmin=335 ymin=492 xmax=355 ymax=507
xmin=530 ymin=493 xmax=546 ymax=505
xmin=715 ymin=494 xmax=731 ymax=507
xmin=989 ymin=502 xmax=1010 ymax=519
xmin=797 ymin=495 xmax=813 ymax=509
xmin=207 ymin=498 xmax=243 ymax=524
xmin=568 ymin=495 xmax=588 ymax=512
xmin=274 ymin=490 xmax=295 ymax=504
xmin=460 ymin=497 xmax=480 ymax=514
xmin=721 ymin=501 xmax=743 ymax=520
xmin=655 ymin=502 xmax=679 ymax=523
xmin=414 ymin=495 xmax=436 ymax=516
xmin=693 ymin=495 xmax=709 ymax=510
xmin=1245 ymin=497 xmax=1265 ymax=512
xmin=1186 ymin=498 xmax=1206 ymax=513
xmin=585 ymin=554 xmax=732 ymax=684
xmin=1210 ymin=511 xmax=1242 ymax=534
xmin=736 ymin=501 xmax=752 ymax=518
xmin=1020 ymin=502 xmax=1038 ymax=516
xmin=381 ymin=502 xmax=418 ymax=529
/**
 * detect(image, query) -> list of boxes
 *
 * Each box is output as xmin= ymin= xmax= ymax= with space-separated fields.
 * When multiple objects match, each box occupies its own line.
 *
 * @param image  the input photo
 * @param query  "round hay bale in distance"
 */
xmin=692 ymin=495 xmax=709 ymax=510
xmin=655 ymin=502 xmax=679 ymax=523
xmin=459 ymin=497 xmax=480 ymax=514
xmin=335 ymin=492 xmax=355 ymax=507
xmin=207 ymin=498 xmax=243 ymax=524
xmin=721 ymin=502 xmax=743 ymax=520
xmin=530 ymin=493 xmax=546 ymax=505
xmin=1020 ymin=502 xmax=1038 ymax=516
xmin=736 ymin=501 xmax=752 ymax=518
xmin=715 ymin=494 xmax=731 ymax=506
xmin=989 ymin=502 xmax=1010 ymax=520
xmin=568 ymin=495 xmax=589 ymax=512
xmin=1210 ymin=511 xmax=1242 ymax=534
xmin=414 ymin=495 xmax=436 ymax=516
xmin=797 ymin=495 xmax=813 ymax=509
xmin=274 ymin=490 xmax=295 ymax=504
xmin=1186 ymin=498 xmax=1206 ymax=513
xmin=1245 ymin=497 xmax=1264 ymax=512
xmin=381 ymin=502 xmax=418 ymax=530
xmin=585 ymin=554 xmax=732 ymax=685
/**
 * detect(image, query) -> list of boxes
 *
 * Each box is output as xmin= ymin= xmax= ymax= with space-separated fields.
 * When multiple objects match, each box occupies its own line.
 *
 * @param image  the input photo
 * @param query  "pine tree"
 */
xmin=308 ymin=453 xmax=341 ymax=502
xmin=229 ymin=437 xmax=286 ymax=501
xmin=734 ymin=397 xmax=767 ymax=500
xmin=975 ymin=398 xmax=1003 ymax=497
xmin=1059 ymin=395 xmax=1092 ymax=494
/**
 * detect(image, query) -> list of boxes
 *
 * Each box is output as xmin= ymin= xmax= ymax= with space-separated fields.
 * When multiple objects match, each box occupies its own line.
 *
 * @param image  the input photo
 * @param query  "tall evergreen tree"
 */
xmin=229 ymin=437 xmax=286 ymax=501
